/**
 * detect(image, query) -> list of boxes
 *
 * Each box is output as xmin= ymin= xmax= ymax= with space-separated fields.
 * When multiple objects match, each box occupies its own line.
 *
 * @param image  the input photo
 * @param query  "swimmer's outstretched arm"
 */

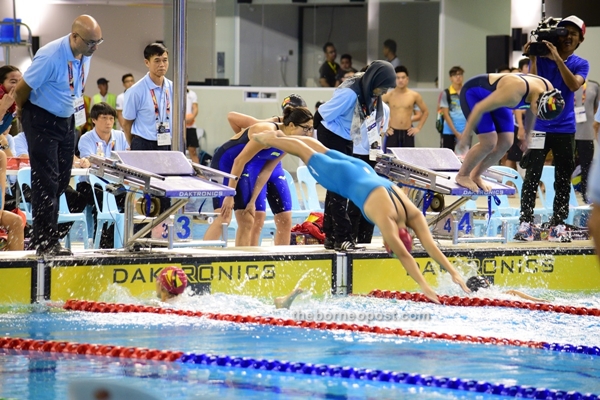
xmin=227 ymin=112 xmax=280 ymax=134
xmin=404 ymin=200 xmax=470 ymax=294
xmin=274 ymin=288 xmax=304 ymax=309
xmin=254 ymin=133 xmax=325 ymax=164
xmin=370 ymin=210 xmax=441 ymax=304
xmin=504 ymin=289 xmax=549 ymax=303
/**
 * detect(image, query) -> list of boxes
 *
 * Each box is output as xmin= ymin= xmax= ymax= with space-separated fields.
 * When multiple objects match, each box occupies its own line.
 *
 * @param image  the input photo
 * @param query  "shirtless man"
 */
xmin=382 ymin=66 xmax=429 ymax=149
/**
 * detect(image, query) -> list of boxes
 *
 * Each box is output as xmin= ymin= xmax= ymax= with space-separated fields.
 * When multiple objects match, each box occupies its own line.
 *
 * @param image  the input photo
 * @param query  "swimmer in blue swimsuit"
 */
xmin=455 ymin=73 xmax=565 ymax=193
xmin=226 ymin=94 xmax=308 ymax=246
xmin=204 ymin=106 xmax=313 ymax=246
xmin=252 ymin=133 xmax=471 ymax=304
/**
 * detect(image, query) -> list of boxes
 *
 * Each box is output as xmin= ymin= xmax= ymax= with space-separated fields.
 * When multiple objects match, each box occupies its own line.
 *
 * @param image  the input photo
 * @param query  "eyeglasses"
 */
xmin=299 ymin=124 xmax=314 ymax=133
xmin=76 ymin=33 xmax=104 ymax=48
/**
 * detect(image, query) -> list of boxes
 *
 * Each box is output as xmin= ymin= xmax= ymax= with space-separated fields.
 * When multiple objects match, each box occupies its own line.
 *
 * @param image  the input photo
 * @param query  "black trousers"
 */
xmin=576 ymin=139 xmax=594 ymax=204
xmin=520 ymin=133 xmax=574 ymax=226
xmin=22 ymin=101 xmax=75 ymax=251
xmin=347 ymin=153 xmax=376 ymax=243
xmin=316 ymin=117 xmax=353 ymax=243
xmin=440 ymin=134 xmax=456 ymax=151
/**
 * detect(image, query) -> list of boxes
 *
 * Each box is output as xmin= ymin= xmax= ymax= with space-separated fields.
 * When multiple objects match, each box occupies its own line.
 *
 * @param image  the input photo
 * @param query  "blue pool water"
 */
xmin=1 ymin=288 xmax=599 ymax=399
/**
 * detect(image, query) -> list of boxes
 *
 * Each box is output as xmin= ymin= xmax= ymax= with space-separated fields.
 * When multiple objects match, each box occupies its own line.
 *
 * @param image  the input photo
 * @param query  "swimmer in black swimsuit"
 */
xmin=455 ymin=73 xmax=565 ymax=193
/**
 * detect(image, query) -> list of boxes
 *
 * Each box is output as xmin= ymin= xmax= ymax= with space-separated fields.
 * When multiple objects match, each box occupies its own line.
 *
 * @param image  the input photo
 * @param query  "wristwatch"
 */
xmin=0 ymin=144 xmax=6 ymax=150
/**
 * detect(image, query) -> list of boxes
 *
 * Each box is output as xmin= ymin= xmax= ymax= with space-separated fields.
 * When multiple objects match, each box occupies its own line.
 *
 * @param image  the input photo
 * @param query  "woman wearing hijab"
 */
xmin=315 ymin=60 xmax=396 ymax=251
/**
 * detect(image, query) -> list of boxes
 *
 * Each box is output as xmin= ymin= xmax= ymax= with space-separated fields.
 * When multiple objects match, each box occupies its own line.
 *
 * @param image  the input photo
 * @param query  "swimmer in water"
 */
xmin=157 ymin=265 xmax=304 ymax=309
xmin=466 ymin=276 xmax=549 ymax=303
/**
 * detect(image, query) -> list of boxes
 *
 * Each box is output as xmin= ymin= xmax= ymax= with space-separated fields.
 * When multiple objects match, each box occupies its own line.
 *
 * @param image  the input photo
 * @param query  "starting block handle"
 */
xmin=192 ymin=162 xmax=238 ymax=181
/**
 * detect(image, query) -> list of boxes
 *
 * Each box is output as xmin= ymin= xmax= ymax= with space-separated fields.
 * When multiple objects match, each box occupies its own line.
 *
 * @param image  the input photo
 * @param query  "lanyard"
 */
xmin=327 ymin=61 xmax=337 ymax=74
xmin=67 ymin=61 xmax=85 ymax=97
xmin=150 ymin=88 xmax=170 ymax=123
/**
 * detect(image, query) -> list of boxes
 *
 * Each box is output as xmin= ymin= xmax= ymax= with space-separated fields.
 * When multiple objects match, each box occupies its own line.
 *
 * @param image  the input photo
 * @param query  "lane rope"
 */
xmin=63 ymin=300 xmax=600 ymax=357
xmin=366 ymin=290 xmax=600 ymax=317
xmin=0 ymin=336 xmax=595 ymax=399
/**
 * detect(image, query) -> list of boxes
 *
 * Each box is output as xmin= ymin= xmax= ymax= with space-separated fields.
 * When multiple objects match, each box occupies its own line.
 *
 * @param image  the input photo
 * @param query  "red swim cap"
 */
xmin=158 ymin=266 xmax=188 ymax=295
xmin=384 ymin=228 xmax=413 ymax=256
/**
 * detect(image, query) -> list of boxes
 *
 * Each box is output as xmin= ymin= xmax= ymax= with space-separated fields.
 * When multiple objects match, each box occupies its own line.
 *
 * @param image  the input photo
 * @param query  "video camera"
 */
xmin=528 ymin=17 xmax=567 ymax=56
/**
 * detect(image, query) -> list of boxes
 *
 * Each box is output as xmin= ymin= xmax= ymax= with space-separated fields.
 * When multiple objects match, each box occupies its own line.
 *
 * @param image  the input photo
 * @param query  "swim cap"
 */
xmin=158 ymin=266 xmax=188 ymax=295
xmin=536 ymin=89 xmax=565 ymax=121
xmin=281 ymin=94 xmax=307 ymax=111
xmin=466 ymin=276 xmax=490 ymax=292
xmin=384 ymin=228 xmax=413 ymax=256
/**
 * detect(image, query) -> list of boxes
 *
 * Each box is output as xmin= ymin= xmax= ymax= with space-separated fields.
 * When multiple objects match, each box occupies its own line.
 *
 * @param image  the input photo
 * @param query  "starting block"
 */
xmin=375 ymin=148 xmax=516 ymax=244
xmin=88 ymin=151 xmax=236 ymax=251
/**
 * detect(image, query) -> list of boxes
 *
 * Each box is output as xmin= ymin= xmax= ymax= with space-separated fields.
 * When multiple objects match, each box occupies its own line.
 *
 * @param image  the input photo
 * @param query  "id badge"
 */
xmin=157 ymin=133 xmax=171 ymax=146
xmin=73 ymin=97 xmax=86 ymax=127
xmin=529 ymin=130 xmax=546 ymax=150
xmin=575 ymin=106 xmax=587 ymax=123
xmin=365 ymin=114 xmax=380 ymax=145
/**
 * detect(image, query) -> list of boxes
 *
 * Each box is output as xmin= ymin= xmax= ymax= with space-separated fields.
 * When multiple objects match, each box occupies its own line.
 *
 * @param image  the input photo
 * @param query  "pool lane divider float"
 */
xmin=63 ymin=300 xmax=600 ymax=357
xmin=366 ymin=290 xmax=600 ymax=317
xmin=0 ymin=337 xmax=597 ymax=399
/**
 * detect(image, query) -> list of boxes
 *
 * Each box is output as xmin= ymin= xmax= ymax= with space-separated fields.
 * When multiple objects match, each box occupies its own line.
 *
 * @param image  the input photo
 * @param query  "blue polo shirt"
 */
xmin=23 ymin=34 xmax=91 ymax=118
xmin=534 ymin=55 xmax=589 ymax=134
xmin=122 ymin=73 xmax=173 ymax=141
xmin=318 ymin=88 xmax=356 ymax=141
xmin=78 ymin=128 xmax=129 ymax=183
xmin=13 ymin=132 xmax=28 ymax=157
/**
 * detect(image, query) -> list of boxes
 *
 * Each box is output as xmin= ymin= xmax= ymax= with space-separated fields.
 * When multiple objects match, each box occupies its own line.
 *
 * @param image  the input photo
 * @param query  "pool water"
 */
xmin=1 ymin=287 xmax=599 ymax=399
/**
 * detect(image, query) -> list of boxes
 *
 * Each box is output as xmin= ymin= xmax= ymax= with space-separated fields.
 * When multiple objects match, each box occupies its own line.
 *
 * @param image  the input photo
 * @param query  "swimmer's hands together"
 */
xmin=220 ymin=196 xmax=234 ymax=220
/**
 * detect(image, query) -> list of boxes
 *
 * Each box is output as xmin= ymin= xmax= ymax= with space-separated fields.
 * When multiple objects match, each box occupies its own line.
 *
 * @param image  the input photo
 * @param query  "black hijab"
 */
xmin=338 ymin=60 xmax=396 ymax=141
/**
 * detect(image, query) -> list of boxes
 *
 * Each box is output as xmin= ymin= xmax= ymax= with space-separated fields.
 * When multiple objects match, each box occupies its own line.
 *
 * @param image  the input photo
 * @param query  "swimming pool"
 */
xmin=1 ymin=288 xmax=599 ymax=399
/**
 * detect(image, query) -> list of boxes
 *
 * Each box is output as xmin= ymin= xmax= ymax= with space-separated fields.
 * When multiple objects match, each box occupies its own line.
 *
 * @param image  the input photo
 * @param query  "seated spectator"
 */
xmin=0 ymin=150 xmax=24 ymax=250
xmin=78 ymin=102 xmax=129 ymax=247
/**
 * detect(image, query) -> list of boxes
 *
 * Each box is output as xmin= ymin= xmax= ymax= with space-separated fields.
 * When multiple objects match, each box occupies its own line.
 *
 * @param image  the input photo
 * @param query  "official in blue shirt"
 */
xmin=15 ymin=15 xmax=103 ymax=256
xmin=516 ymin=15 xmax=589 ymax=243
xmin=77 ymin=102 xmax=129 ymax=248
xmin=315 ymin=60 xmax=395 ymax=251
xmin=122 ymin=43 xmax=173 ymax=151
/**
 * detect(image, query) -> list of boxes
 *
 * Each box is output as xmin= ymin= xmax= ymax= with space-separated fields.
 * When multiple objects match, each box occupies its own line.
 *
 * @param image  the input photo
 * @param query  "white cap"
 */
xmin=558 ymin=16 xmax=586 ymax=37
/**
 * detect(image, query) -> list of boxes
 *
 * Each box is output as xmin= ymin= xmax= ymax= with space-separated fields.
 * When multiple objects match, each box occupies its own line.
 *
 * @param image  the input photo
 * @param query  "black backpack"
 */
xmin=435 ymin=89 xmax=452 ymax=134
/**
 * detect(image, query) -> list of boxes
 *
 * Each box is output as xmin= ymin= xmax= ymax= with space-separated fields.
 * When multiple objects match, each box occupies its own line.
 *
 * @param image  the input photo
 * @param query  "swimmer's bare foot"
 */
xmin=471 ymin=175 xmax=492 ymax=193
xmin=253 ymin=131 xmax=279 ymax=146
xmin=455 ymin=174 xmax=480 ymax=193
xmin=274 ymin=288 xmax=304 ymax=309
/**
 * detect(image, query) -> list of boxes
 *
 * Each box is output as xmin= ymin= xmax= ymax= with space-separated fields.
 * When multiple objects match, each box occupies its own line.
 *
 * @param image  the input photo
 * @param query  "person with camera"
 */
xmin=515 ymin=16 xmax=589 ymax=242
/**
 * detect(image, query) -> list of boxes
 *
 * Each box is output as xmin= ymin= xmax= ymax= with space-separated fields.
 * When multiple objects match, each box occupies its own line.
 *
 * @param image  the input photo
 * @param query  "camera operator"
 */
xmin=515 ymin=16 xmax=589 ymax=243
